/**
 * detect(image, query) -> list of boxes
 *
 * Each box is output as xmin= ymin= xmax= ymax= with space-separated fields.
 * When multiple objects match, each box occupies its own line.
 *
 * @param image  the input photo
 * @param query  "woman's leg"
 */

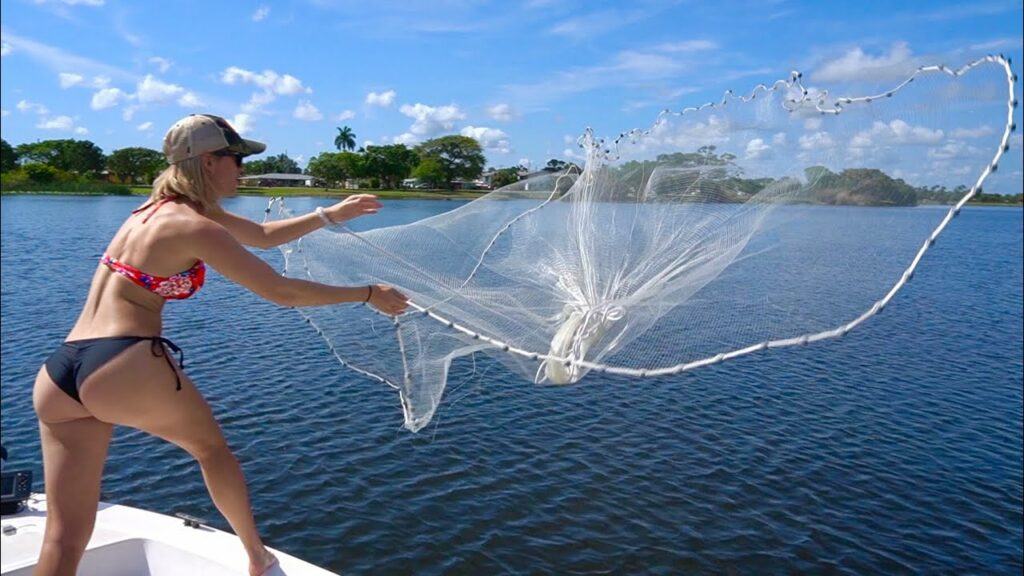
xmin=78 ymin=342 xmax=276 ymax=575
xmin=33 ymin=366 xmax=113 ymax=576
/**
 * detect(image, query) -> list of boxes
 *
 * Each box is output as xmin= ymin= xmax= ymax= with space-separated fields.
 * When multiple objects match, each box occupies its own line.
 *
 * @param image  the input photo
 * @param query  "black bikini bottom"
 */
xmin=44 ymin=336 xmax=185 ymax=404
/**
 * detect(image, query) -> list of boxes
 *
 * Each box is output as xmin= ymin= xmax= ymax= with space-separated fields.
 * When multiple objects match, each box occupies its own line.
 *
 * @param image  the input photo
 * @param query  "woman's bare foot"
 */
xmin=249 ymin=548 xmax=278 ymax=576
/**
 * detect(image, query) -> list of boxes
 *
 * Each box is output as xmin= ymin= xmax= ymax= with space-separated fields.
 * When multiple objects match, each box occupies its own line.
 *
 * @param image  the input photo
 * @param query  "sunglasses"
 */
xmin=213 ymin=150 xmax=244 ymax=167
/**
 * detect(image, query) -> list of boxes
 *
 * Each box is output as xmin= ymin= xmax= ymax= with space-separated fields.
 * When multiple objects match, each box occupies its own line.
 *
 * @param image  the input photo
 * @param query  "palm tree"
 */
xmin=334 ymin=126 xmax=356 ymax=152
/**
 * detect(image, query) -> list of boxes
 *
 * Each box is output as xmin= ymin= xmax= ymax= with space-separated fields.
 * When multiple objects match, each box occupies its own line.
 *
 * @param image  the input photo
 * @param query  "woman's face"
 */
xmin=205 ymin=151 xmax=243 ymax=200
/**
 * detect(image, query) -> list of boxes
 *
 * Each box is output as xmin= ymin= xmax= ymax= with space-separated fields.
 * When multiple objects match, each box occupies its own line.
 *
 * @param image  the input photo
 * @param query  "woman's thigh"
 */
xmin=79 ymin=342 xmax=228 ymax=457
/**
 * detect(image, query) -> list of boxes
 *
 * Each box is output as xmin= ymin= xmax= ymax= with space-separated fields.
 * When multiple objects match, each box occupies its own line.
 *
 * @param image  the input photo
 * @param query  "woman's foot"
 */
xmin=249 ymin=548 xmax=278 ymax=576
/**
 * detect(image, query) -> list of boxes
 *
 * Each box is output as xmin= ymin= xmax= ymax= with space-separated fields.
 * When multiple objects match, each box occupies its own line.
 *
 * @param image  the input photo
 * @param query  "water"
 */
xmin=1 ymin=195 xmax=1021 ymax=574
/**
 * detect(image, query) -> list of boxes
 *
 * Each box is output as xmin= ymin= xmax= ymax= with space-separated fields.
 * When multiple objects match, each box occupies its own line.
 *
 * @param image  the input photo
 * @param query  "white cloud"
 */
xmin=803 ymin=117 xmax=822 ymax=131
xmin=37 ymin=0 xmax=105 ymax=6
xmin=252 ymin=5 xmax=270 ymax=21
xmin=799 ymin=131 xmax=835 ymax=150
xmin=772 ymin=132 xmax=787 ymax=145
xmin=242 ymin=91 xmax=276 ymax=113
xmin=655 ymin=40 xmax=717 ymax=52
xmin=639 ymin=114 xmax=731 ymax=151
xmin=148 ymin=56 xmax=172 ymax=73
xmin=221 ymin=67 xmax=309 ymax=95
xmin=293 ymin=100 xmax=323 ymax=121
xmin=17 ymin=100 xmax=49 ymax=115
xmin=0 ymin=42 xmax=11 ymax=57
xmin=518 ymin=158 xmax=531 ymax=169
xmin=336 ymin=109 xmax=356 ymax=121
xmin=950 ymin=125 xmax=995 ymax=139
xmin=122 ymin=104 xmax=140 ymax=121
xmin=0 ymin=109 xmax=9 ymax=117
xmin=90 ymin=87 xmax=126 ymax=110
xmin=744 ymin=138 xmax=771 ymax=159
xmin=927 ymin=141 xmax=982 ymax=161
xmin=36 ymin=115 xmax=74 ymax=130
xmin=136 ymin=74 xmax=185 ymax=104
xmin=365 ymin=90 xmax=396 ymax=107
xmin=460 ymin=125 xmax=511 ymax=154
xmin=58 ymin=72 xmax=84 ymax=88
xmin=91 ymin=75 xmax=110 ymax=88
xmin=1 ymin=31 xmax=132 ymax=81
xmin=177 ymin=91 xmax=203 ymax=107
xmin=231 ymin=113 xmax=254 ymax=134
xmin=814 ymin=42 xmax=917 ymax=83
xmin=74 ymin=126 xmax=88 ymax=135
xmin=486 ymin=103 xmax=514 ymax=122
xmin=137 ymin=121 xmax=153 ymax=131
xmin=399 ymin=103 xmax=465 ymax=137
xmin=850 ymin=120 xmax=943 ymax=149
xmin=392 ymin=132 xmax=418 ymax=146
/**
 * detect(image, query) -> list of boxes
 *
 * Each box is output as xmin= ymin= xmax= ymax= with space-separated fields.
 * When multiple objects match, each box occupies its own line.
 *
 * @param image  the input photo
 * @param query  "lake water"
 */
xmin=1 ymin=195 xmax=1021 ymax=574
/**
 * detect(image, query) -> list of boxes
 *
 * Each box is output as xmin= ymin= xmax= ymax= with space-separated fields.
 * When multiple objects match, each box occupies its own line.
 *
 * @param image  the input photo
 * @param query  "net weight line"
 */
xmin=268 ymin=54 xmax=1017 ymax=382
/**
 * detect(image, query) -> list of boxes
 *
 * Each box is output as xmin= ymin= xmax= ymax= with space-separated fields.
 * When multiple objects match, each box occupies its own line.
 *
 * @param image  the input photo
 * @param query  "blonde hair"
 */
xmin=148 ymin=156 xmax=218 ymax=213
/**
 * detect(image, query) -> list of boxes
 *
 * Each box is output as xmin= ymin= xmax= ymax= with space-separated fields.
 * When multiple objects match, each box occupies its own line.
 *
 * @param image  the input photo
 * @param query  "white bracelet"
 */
xmin=315 ymin=206 xmax=334 ymax=226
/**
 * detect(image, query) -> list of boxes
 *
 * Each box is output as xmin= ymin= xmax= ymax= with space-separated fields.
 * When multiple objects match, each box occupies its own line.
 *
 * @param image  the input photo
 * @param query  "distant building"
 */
xmin=238 ymin=173 xmax=313 ymax=187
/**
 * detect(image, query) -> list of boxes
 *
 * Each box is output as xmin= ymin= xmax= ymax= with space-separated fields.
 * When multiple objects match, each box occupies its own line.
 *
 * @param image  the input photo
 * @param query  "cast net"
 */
xmin=272 ymin=55 xmax=1018 ymax=431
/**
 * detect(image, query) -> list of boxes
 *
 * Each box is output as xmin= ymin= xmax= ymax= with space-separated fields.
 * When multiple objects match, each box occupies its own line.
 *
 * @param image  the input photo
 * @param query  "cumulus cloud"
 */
xmin=849 ymin=120 xmax=943 ymax=150
xmin=639 ymin=114 xmax=731 ymax=151
xmin=336 ymin=109 xmax=356 ymax=121
xmin=1 ymin=42 xmax=11 ymax=57
xmin=814 ymin=42 xmax=918 ymax=83
xmin=178 ymin=91 xmax=203 ymax=107
xmin=399 ymin=103 xmax=465 ymax=137
xmin=293 ymin=100 xmax=323 ymax=121
xmin=744 ymin=138 xmax=771 ymax=159
xmin=136 ymin=74 xmax=185 ymax=104
xmin=59 ymin=72 xmax=84 ymax=88
xmin=137 ymin=121 xmax=153 ymax=131
xmin=231 ymin=113 xmax=254 ymax=134
xmin=927 ymin=140 xmax=982 ymax=161
xmin=36 ymin=115 xmax=74 ymax=130
xmin=252 ymin=5 xmax=270 ymax=21
xmin=799 ymin=131 xmax=835 ymax=150
xmin=950 ymin=125 xmax=995 ymax=139
xmin=0 ymin=109 xmax=9 ymax=117
xmin=221 ymin=67 xmax=309 ymax=95
xmin=17 ymin=100 xmax=49 ymax=115
xmin=91 ymin=87 xmax=126 ymax=110
xmin=365 ymin=90 xmax=396 ymax=107
xmin=148 ymin=56 xmax=172 ymax=73
xmin=486 ymin=103 xmax=514 ymax=122
xmin=74 ymin=126 xmax=88 ymax=135
xmin=460 ymin=125 xmax=511 ymax=154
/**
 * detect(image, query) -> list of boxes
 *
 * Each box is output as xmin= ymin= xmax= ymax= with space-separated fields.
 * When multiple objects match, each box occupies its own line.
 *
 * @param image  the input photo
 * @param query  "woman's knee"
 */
xmin=189 ymin=436 xmax=234 ymax=465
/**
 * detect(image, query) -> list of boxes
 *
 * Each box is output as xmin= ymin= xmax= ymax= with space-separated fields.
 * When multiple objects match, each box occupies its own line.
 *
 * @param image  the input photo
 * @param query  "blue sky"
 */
xmin=1 ymin=0 xmax=1021 ymax=186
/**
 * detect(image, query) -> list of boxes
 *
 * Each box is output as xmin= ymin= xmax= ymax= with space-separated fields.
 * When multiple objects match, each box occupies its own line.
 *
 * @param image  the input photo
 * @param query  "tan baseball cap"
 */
xmin=163 ymin=114 xmax=266 ymax=164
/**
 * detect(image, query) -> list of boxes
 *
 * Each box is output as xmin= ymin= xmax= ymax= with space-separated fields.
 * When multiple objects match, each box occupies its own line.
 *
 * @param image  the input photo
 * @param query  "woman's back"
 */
xmin=67 ymin=200 xmax=205 ymax=341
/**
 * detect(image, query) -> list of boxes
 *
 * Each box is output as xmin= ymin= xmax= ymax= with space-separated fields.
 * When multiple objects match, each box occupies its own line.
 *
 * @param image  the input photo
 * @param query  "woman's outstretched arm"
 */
xmin=208 ymin=194 xmax=382 ymax=249
xmin=186 ymin=218 xmax=408 ymax=314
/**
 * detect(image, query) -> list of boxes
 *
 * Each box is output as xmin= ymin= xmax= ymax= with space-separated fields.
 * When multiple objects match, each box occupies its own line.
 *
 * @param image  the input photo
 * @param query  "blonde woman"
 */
xmin=32 ymin=114 xmax=408 ymax=576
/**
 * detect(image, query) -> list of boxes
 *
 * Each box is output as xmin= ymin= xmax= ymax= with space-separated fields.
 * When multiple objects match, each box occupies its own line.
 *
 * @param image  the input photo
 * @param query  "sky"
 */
xmin=1 ymin=0 xmax=1022 ymax=189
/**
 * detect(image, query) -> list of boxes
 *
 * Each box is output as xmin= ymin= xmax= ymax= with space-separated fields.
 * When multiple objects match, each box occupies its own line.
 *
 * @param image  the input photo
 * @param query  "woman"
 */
xmin=31 ymin=114 xmax=408 ymax=576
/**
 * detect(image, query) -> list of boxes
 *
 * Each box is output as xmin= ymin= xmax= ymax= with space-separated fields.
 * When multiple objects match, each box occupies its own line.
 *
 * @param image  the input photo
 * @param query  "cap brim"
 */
xmin=229 ymin=138 xmax=266 ymax=158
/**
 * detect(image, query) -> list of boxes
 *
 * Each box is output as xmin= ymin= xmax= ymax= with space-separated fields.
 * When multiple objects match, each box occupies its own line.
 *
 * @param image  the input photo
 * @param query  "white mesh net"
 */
xmin=274 ymin=55 xmax=1018 ymax=432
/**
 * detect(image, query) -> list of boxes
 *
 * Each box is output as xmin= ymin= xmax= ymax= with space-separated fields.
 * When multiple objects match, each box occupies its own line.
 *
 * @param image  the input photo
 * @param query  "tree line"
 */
xmin=1 ymin=137 xmax=166 ymax=189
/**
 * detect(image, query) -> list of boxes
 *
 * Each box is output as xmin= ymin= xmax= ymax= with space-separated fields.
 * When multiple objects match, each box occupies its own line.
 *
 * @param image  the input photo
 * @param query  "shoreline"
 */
xmin=1 ymin=186 xmax=488 ymax=200
xmin=2 ymin=188 xmax=1021 ymax=206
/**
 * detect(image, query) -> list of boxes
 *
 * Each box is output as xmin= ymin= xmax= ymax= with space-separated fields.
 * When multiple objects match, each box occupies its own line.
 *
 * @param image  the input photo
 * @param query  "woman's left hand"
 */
xmin=324 ymin=194 xmax=382 ymax=224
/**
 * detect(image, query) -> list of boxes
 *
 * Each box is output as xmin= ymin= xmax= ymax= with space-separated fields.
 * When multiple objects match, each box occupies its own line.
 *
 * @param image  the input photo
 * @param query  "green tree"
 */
xmin=490 ymin=167 xmax=520 ymax=189
xmin=544 ymin=159 xmax=570 ymax=172
xmin=362 ymin=144 xmax=419 ymax=188
xmin=410 ymin=157 xmax=446 ymax=188
xmin=107 ymin=147 xmax=167 ymax=184
xmin=306 ymin=151 xmax=363 ymax=187
xmin=0 ymin=138 xmax=17 ymax=173
xmin=334 ymin=126 xmax=357 ymax=152
xmin=23 ymin=163 xmax=60 ymax=184
xmin=14 ymin=139 xmax=106 ymax=175
xmin=245 ymin=153 xmax=301 ymax=175
xmin=415 ymin=135 xmax=485 ymax=189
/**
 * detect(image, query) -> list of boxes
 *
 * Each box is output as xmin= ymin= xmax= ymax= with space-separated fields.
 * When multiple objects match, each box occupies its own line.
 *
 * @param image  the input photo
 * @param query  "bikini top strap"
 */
xmin=133 ymin=198 xmax=173 ymax=223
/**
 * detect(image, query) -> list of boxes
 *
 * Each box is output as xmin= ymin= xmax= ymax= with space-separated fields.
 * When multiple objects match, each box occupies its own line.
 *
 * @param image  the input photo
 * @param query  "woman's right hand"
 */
xmin=367 ymin=284 xmax=409 ymax=316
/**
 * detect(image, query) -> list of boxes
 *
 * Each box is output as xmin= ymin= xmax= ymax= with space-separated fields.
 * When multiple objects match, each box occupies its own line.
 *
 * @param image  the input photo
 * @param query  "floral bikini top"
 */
xmin=101 ymin=199 xmax=206 ymax=300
